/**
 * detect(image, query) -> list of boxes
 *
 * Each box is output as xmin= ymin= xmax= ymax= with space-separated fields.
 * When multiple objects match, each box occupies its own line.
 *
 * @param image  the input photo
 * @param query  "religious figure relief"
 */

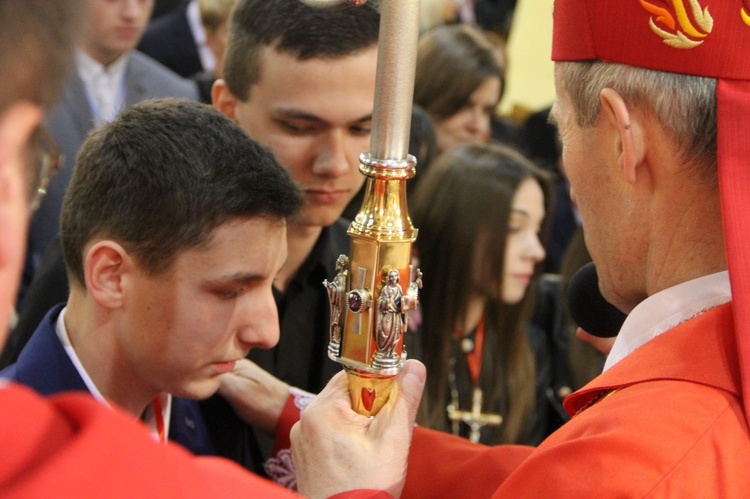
xmin=402 ymin=268 xmax=423 ymax=313
xmin=374 ymin=269 xmax=405 ymax=365
xmin=324 ymin=254 xmax=349 ymax=357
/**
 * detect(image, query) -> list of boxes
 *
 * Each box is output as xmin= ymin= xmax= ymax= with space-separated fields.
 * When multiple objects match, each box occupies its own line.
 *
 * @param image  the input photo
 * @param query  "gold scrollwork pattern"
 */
xmin=640 ymin=0 xmax=713 ymax=48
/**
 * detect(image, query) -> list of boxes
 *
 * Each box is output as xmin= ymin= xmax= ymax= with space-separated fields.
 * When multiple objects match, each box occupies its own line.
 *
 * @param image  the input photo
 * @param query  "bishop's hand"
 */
xmin=290 ymin=359 xmax=426 ymax=498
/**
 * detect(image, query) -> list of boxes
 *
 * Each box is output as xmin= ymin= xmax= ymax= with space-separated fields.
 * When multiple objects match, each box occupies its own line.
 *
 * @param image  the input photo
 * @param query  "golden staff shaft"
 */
xmin=321 ymin=0 xmax=423 ymax=416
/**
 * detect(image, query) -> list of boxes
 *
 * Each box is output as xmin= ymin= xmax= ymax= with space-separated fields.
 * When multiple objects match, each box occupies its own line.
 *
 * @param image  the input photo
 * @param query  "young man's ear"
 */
xmin=599 ymin=87 xmax=646 ymax=185
xmin=84 ymin=241 xmax=132 ymax=309
xmin=212 ymin=79 xmax=239 ymax=122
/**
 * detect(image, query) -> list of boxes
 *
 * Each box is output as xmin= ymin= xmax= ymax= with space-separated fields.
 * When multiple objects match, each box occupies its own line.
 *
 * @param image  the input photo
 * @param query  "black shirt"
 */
xmin=249 ymin=218 xmax=350 ymax=393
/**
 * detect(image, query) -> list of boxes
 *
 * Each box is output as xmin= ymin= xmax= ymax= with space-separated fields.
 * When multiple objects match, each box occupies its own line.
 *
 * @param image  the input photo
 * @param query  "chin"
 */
xmin=174 ymin=380 xmax=221 ymax=401
xmin=300 ymin=211 xmax=344 ymax=228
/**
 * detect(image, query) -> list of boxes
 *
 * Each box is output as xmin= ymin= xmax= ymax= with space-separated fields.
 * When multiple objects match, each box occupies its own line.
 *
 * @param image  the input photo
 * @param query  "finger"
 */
xmin=576 ymin=327 xmax=616 ymax=355
xmin=395 ymin=359 xmax=426 ymax=415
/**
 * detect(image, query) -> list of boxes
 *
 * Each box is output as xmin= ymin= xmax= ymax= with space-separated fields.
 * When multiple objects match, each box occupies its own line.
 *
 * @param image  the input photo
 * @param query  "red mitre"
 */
xmin=552 ymin=0 xmax=750 ymax=427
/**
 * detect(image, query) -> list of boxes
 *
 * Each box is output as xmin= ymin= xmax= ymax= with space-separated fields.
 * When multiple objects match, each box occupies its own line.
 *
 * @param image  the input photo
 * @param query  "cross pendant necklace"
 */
xmin=447 ymin=317 xmax=503 ymax=443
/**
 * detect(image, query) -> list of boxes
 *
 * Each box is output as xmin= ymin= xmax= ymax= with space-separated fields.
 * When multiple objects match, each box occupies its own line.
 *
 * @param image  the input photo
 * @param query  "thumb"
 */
xmin=375 ymin=359 xmax=427 ymax=426
xmin=393 ymin=358 xmax=426 ymax=420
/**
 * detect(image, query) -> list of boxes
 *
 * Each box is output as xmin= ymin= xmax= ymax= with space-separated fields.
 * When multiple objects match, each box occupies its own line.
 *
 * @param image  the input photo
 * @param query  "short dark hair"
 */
xmin=61 ymin=98 xmax=304 ymax=287
xmin=0 ymin=0 xmax=82 ymax=112
xmin=223 ymin=0 xmax=380 ymax=101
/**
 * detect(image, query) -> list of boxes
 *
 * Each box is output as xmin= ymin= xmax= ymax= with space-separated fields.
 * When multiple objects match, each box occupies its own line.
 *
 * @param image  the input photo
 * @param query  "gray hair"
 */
xmin=557 ymin=61 xmax=717 ymax=181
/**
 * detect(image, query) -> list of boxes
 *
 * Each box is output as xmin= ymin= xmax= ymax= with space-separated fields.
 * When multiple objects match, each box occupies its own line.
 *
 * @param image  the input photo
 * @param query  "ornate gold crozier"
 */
xmin=306 ymin=0 xmax=423 ymax=417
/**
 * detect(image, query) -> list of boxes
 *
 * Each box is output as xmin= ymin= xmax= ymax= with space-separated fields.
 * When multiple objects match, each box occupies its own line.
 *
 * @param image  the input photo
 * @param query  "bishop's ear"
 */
xmin=599 ymin=87 xmax=645 ymax=184
xmin=84 ymin=240 xmax=132 ymax=309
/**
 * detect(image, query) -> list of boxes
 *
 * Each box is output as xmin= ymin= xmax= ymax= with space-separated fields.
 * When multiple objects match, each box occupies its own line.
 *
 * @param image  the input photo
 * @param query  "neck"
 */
xmin=459 ymin=295 xmax=486 ymax=336
xmin=81 ymin=45 xmax=125 ymax=68
xmin=275 ymin=222 xmax=323 ymax=292
xmin=646 ymin=181 xmax=726 ymax=301
xmin=64 ymin=290 xmax=156 ymax=418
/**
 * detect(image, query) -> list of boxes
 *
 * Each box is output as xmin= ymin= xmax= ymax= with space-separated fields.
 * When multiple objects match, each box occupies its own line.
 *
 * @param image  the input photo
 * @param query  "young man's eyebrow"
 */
xmin=276 ymin=108 xmax=372 ymax=124
xmin=204 ymin=272 xmax=265 ymax=286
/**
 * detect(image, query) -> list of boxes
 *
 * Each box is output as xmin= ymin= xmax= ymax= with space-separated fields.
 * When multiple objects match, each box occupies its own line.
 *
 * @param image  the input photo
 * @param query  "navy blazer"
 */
xmin=1 ymin=304 xmax=215 ymax=456
xmin=138 ymin=1 xmax=203 ymax=78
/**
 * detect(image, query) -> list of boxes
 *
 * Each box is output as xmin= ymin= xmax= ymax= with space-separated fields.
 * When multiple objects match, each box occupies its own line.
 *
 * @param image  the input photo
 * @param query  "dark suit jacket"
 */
xmin=2 ymin=237 xmax=67 ymax=368
xmin=138 ymin=1 xmax=203 ymax=78
xmin=0 ymin=304 xmax=215 ymax=456
xmin=24 ymin=51 xmax=198 ymax=299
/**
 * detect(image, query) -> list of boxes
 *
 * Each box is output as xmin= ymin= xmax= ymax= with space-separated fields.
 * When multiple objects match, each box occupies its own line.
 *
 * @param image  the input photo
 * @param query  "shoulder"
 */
xmin=0 ymin=385 xmax=293 ymax=497
xmin=128 ymin=52 xmax=198 ymax=99
xmin=139 ymin=5 xmax=191 ymax=46
xmin=498 ymin=379 xmax=750 ymax=496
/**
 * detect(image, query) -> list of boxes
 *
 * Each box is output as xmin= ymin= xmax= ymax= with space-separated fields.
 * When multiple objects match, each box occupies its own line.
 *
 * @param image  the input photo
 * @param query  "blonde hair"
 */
xmin=199 ymin=0 xmax=237 ymax=30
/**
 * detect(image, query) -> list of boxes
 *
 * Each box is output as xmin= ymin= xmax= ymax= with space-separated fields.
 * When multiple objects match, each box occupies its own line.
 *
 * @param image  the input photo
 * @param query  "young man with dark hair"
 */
xmin=206 ymin=0 xmax=382 ymax=476
xmin=0 ymin=1 xmax=348 ymax=495
xmin=3 ymin=97 xmax=303 ymax=457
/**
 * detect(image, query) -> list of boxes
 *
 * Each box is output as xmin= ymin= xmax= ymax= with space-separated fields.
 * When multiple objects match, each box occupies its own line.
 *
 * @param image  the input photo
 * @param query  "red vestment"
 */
xmin=406 ymin=303 xmax=750 ymax=497
xmin=0 ymin=384 xmax=297 ymax=497
xmin=276 ymin=303 xmax=750 ymax=497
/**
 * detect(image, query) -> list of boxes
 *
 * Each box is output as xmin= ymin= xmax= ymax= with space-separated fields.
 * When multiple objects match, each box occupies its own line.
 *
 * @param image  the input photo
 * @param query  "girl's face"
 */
xmin=501 ymin=178 xmax=546 ymax=304
xmin=434 ymin=76 xmax=501 ymax=153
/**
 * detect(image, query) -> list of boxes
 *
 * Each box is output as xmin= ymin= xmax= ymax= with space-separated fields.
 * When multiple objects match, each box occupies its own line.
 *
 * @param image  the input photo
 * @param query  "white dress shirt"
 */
xmin=604 ymin=271 xmax=731 ymax=371
xmin=186 ymin=0 xmax=215 ymax=73
xmin=75 ymin=49 xmax=129 ymax=125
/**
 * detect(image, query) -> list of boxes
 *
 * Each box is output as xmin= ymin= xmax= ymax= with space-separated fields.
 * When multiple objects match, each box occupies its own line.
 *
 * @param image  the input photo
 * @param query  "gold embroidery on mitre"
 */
xmin=640 ymin=0 xmax=713 ymax=48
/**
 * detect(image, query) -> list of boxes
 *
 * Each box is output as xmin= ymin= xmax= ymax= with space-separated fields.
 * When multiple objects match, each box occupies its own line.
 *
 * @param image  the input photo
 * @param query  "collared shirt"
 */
xmin=186 ymin=0 xmax=215 ymax=73
xmin=55 ymin=307 xmax=172 ymax=443
xmin=75 ymin=48 xmax=129 ymax=125
xmin=604 ymin=270 xmax=731 ymax=371
xmin=458 ymin=0 xmax=476 ymax=24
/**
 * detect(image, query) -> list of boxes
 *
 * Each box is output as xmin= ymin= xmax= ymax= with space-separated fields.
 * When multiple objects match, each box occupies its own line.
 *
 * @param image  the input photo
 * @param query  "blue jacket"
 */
xmin=1 ymin=304 xmax=215 ymax=456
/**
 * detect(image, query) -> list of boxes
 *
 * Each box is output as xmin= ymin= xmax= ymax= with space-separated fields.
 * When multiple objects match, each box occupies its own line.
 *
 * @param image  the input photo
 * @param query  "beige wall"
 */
xmin=499 ymin=0 xmax=555 ymax=121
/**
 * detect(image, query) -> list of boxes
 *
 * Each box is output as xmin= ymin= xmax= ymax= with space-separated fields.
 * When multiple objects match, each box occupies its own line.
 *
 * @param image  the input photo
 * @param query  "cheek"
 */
xmin=249 ymin=132 xmax=308 ymax=182
xmin=439 ymin=113 xmax=466 ymax=134
xmin=346 ymin=137 xmax=370 ymax=168
xmin=435 ymin=121 xmax=458 ymax=150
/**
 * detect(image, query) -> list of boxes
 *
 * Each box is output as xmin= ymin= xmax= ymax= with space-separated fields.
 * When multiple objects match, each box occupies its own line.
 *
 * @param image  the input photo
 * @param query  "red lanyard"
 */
xmin=151 ymin=396 xmax=166 ymax=444
xmin=465 ymin=316 xmax=485 ymax=387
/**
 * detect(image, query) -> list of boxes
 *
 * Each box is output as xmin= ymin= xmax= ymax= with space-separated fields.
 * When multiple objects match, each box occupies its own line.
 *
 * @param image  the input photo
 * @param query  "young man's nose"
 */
xmin=235 ymin=291 xmax=280 ymax=350
xmin=311 ymin=129 xmax=353 ymax=177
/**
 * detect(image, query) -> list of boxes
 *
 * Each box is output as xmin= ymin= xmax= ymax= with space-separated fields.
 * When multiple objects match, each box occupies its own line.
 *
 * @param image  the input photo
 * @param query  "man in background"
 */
xmin=2 ymin=98 xmax=302 ymax=458
xmin=23 ymin=0 xmax=197 ymax=303
xmin=205 ymin=0 xmax=380 ymax=477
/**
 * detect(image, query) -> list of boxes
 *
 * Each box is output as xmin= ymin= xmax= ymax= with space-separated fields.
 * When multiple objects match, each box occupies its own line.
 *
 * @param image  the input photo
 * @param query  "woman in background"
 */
xmin=409 ymin=142 xmax=552 ymax=445
xmin=414 ymin=24 xmax=507 ymax=153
